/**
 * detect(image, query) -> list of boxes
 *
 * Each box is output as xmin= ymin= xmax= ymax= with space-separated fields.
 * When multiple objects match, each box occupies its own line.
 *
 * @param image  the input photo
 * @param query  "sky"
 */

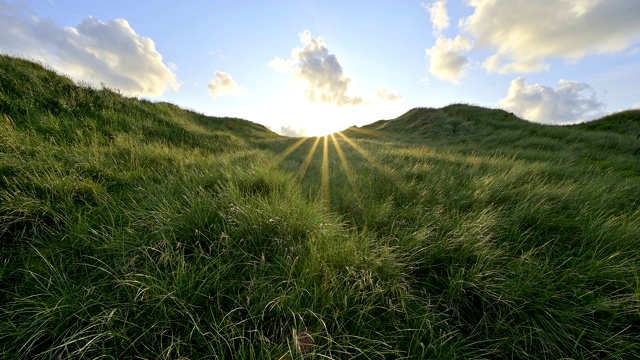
xmin=1 ymin=0 xmax=639 ymax=136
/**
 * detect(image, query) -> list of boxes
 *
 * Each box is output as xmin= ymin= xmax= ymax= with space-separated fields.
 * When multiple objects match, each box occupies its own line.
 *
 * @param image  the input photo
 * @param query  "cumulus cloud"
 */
xmin=425 ymin=35 xmax=472 ymax=83
xmin=269 ymin=30 xmax=363 ymax=106
xmin=0 ymin=0 xmax=178 ymax=96
xmin=422 ymin=0 xmax=449 ymax=36
xmin=376 ymin=87 xmax=401 ymax=102
xmin=207 ymin=70 xmax=248 ymax=98
xmin=462 ymin=0 xmax=640 ymax=74
xmin=499 ymin=77 xmax=606 ymax=123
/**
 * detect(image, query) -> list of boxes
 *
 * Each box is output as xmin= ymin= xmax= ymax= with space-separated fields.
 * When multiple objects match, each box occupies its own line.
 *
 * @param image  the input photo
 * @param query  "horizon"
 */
xmin=1 ymin=0 xmax=639 ymax=136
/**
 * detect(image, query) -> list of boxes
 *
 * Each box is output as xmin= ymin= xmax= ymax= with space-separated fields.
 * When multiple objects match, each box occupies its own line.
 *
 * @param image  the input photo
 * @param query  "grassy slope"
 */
xmin=1 ymin=56 xmax=639 ymax=359
xmin=573 ymin=109 xmax=640 ymax=135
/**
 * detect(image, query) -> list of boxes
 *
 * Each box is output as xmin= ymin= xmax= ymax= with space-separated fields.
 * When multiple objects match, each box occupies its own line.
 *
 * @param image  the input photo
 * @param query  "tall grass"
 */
xmin=1 ymin=55 xmax=639 ymax=358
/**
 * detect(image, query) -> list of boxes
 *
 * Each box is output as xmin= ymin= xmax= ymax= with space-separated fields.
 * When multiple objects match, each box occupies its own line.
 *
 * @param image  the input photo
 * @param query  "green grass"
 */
xmin=1 ymin=55 xmax=639 ymax=359
xmin=573 ymin=109 xmax=640 ymax=136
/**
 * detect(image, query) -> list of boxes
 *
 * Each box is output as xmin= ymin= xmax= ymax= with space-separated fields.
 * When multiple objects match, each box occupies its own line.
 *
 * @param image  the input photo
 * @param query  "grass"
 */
xmin=1 ymin=55 xmax=639 ymax=358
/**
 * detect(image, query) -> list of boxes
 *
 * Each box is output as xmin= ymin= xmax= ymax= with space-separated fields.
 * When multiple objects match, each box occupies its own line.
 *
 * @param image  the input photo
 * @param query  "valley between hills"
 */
xmin=2 ymin=55 xmax=639 ymax=359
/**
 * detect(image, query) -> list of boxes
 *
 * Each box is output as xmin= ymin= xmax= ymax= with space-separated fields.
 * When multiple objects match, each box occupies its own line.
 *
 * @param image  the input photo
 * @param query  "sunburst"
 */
xmin=274 ymin=128 xmax=394 ymax=207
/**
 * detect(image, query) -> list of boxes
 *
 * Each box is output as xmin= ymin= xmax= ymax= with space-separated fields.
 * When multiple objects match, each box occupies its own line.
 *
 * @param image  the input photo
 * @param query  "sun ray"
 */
xmin=321 ymin=135 xmax=330 ymax=203
xmin=297 ymin=136 xmax=321 ymax=179
xmin=335 ymin=131 xmax=408 ymax=200
xmin=275 ymin=137 xmax=309 ymax=163
xmin=330 ymin=133 xmax=365 ymax=218
xmin=335 ymin=131 xmax=392 ymax=176
xmin=330 ymin=133 xmax=356 ymax=190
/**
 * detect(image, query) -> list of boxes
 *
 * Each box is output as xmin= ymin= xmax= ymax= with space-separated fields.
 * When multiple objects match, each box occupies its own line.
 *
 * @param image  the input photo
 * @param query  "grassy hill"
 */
xmin=573 ymin=109 xmax=640 ymax=136
xmin=0 ymin=55 xmax=277 ymax=150
xmin=345 ymin=104 xmax=640 ymax=176
xmin=2 ymin=56 xmax=639 ymax=359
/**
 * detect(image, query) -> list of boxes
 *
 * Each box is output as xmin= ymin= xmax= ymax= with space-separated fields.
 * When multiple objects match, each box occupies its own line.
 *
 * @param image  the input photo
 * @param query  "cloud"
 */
xmin=0 ymin=0 xmax=178 ymax=96
xmin=270 ymin=30 xmax=363 ymax=106
xmin=376 ymin=87 xmax=401 ymax=102
xmin=279 ymin=125 xmax=307 ymax=137
xmin=462 ymin=0 xmax=640 ymax=74
xmin=268 ymin=57 xmax=294 ymax=74
xmin=422 ymin=0 xmax=449 ymax=36
xmin=207 ymin=70 xmax=248 ymax=98
xmin=499 ymin=77 xmax=606 ymax=124
xmin=425 ymin=35 xmax=472 ymax=83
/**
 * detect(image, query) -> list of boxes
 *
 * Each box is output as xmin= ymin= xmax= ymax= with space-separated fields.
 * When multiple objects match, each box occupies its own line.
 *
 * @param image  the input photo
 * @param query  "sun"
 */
xmin=256 ymin=95 xmax=359 ymax=137
xmin=289 ymin=101 xmax=354 ymax=137
xmin=247 ymin=86 xmax=406 ymax=138
xmin=303 ymin=122 xmax=342 ymax=137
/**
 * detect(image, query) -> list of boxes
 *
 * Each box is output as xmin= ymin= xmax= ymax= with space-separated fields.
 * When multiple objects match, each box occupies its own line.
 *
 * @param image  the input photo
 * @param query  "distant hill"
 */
xmin=0 ymin=55 xmax=278 ymax=152
xmin=346 ymin=104 xmax=640 ymax=140
xmin=343 ymin=103 xmax=638 ymax=150
xmin=347 ymin=104 xmax=535 ymax=139
xmin=341 ymin=103 xmax=640 ymax=177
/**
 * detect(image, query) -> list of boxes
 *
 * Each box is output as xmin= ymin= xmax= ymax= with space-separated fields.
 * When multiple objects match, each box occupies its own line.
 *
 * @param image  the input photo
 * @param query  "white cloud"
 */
xmin=634 ymin=103 xmax=640 ymax=109
xmin=376 ymin=87 xmax=401 ymax=102
xmin=0 ymin=1 xmax=178 ymax=96
xmin=207 ymin=70 xmax=248 ymax=98
xmin=422 ymin=0 xmax=449 ymax=36
xmin=267 ymin=56 xmax=294 ymax=74
xmin=270 ymin=30 xmax=363 ymax=106
xmin=463 ymin=0 xmax=640 ymax=74
xmin=499 ymin=77 xmax=606 ymax=124
xmin=425 ymin=35 xmax=472 ymax=83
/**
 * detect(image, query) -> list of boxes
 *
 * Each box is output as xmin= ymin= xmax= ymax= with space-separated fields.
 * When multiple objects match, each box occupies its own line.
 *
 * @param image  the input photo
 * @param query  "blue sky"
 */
xmin=2 ymin=0 xmax=639 ymax=136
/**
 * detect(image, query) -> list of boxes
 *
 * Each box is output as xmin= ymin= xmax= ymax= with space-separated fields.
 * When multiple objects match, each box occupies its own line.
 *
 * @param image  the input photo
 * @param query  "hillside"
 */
xmin=348 ymin=104 xmax=640 ymax=146
xmin=352 ymin=105 xmax=533 ymax=137
xmin=0 ymin=55 xmax=277 ymax=152
xmin=572 ymin=109 xmax=640 ymax=136
xmin=344 ymin=104 xmax=640 ymax=176
xmin=2 ymin=56 xmax=640 ymax=359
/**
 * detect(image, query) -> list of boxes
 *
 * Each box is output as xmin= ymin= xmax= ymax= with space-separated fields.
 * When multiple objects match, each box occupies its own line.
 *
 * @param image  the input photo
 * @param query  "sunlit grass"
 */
xmin=275 ymin=136 xmax=308 ymax=163
xmin=330 ymin=133 xmax=357 ymax=192
xmin=295 ymin=136 xmax=321 ymax=180
xmin=276 ymin=131 xmax=392 ymax=205
xmin=321 ymin=135 xmax=330 ymax=203
xmin=336 ymin=131 xmax=394 ymax=176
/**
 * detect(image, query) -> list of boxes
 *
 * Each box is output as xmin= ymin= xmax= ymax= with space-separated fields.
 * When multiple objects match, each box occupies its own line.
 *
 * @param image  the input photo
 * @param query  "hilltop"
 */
xmin=2 ymin=55 xmax=639 ymax=359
